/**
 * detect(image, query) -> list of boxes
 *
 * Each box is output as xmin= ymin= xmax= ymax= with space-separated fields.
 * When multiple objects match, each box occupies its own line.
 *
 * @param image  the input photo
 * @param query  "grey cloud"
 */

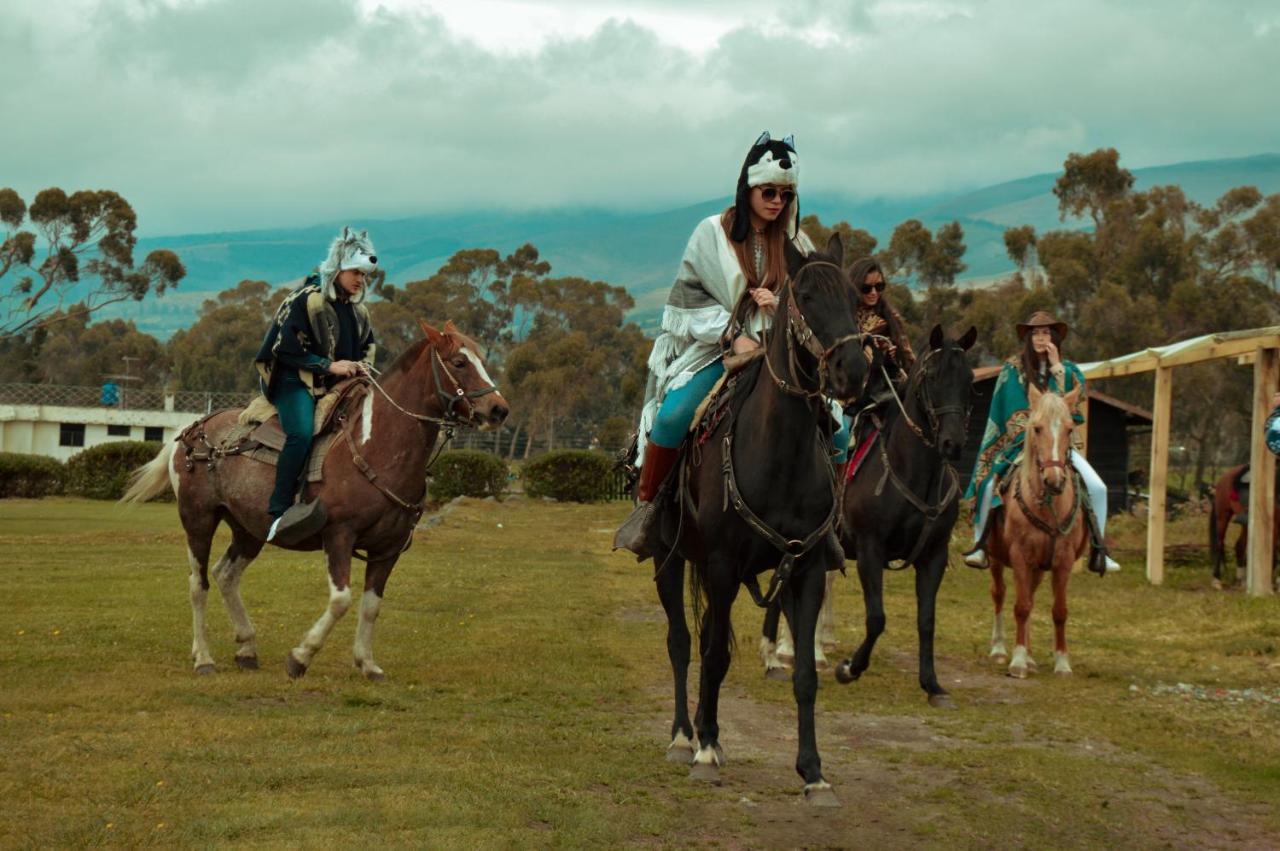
xmin=1 ymin=0 xmax=1276 ymax=236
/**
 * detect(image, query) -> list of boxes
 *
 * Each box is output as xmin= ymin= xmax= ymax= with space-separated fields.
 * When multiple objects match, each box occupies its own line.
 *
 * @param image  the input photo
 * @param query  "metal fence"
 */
xmin=0 ymin=384 xmax=255 ymax=414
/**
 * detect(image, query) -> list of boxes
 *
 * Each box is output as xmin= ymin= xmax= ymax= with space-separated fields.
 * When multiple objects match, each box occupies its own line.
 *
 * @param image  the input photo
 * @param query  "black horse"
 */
xmin=652 ymin=233 xmax=870 ymax=807
xmin=833 ymin=325 xmax=976 ymax=707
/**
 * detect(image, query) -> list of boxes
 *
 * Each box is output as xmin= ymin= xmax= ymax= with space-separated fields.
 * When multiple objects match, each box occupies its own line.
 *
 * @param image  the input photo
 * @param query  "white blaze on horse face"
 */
xmin=360 ymin=389 xmax=375 ymax=445
xmin=461 ymin=346 xmax=495 ymax=389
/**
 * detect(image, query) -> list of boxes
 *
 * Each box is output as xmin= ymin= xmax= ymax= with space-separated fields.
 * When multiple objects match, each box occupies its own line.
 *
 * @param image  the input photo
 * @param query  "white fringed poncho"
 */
xmin=635 ymin=214 xmax=812 ymax=466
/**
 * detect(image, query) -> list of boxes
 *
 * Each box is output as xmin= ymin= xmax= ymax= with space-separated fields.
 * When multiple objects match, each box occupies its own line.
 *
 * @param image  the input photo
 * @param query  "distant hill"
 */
xmin=104 ymin=153 xmax=1280 ymax=338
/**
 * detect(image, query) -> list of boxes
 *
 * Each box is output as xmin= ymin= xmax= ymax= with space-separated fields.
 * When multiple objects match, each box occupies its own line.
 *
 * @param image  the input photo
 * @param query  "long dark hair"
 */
xmin=1019 ymin=327 xmax=1066 ymax=392
xmin=848 ymin=257 xmax=908 ymax=346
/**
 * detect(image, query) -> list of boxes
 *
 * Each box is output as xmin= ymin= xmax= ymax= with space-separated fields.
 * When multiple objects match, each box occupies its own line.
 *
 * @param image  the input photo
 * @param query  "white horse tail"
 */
xmin=120 ymin=441 xmax=176 ymax=504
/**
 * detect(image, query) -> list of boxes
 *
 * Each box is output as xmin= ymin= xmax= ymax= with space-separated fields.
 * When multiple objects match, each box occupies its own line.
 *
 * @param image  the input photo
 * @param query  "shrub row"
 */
xmin=430 ymin=450 xmax=509 ymax=501
xmin=0 ymin=441 xmax=165 ymax=500
xmin=523 ymin=450 xmax=616 ymax=503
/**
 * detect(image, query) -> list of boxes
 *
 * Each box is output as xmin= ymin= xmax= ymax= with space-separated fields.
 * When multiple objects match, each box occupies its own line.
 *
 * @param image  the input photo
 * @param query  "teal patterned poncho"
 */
xmin=965 ymin=356 xmax=1086 ymax=507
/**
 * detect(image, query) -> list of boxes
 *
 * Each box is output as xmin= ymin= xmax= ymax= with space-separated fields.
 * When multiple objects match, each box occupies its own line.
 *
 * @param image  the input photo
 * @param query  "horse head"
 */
xmin=1025 ymin=381 xmax=1080 ymax=494
xmin=417 ymin=319 xmax=510 ymax=429
xmin=913 ymin=324 xmax=977 ymax=461
xmin=781 ymin=232 xmax=869 ymax=403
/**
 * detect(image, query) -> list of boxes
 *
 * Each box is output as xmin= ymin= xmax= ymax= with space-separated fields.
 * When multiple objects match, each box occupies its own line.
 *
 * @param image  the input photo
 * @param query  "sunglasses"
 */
xmin=758 ymin=186 xmax=795 ymax=203
xmin=859 ymin=281 xmax=886 ymax=294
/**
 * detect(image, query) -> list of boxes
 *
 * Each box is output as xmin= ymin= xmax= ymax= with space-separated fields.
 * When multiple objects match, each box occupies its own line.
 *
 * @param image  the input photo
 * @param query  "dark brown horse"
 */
xmin=1207 ymin=463 xmax=1280 ymax=588
xmin=122 ymin=321 xmax=508 ymax=679
xmin=652 ymin=233 xmax=870 ymax=807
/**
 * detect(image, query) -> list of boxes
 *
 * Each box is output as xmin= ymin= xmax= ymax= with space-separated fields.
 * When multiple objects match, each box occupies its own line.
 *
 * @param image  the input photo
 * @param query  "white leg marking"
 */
xmin=1009 ymin=644 xmax=1030 ymax=677
xmin=668 ymin=731 xmax=694 ymax=753
xmin=292 ymin=576 xmax=353 ymax=668
xmin=212 ymin=553 xmax=256 ymax=659
xmin=693 ymin=745 xmax=722 ymax=766
xmin=989 ymin=611 xmax=1007 ymax=658
xmin=188 ymin=550 xmax=214 ymax=670
xmin=1054 ymin=650 xmax=1073 ymax=675
xmin=360 ymin=390 xmax=375 ymax=445
xmin=817 ymin=572 xmax=837 ymax=649
xmin=353 ymin=589 xmax=384 ymax=676
xmin=776 ymin=622 xmax=795 ymax=663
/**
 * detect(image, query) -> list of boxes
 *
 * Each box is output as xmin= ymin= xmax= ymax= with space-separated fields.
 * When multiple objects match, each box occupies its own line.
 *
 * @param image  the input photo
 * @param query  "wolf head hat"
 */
xmin=317 ymin=226 xmax=377 ymax=303
xmin=730 ymin=131 xmax=800 ymax=243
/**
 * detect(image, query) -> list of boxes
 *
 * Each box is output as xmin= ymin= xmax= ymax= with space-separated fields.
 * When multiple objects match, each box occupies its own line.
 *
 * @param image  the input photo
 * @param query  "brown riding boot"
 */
xmin=613 ymin=442 xmax=681 ymax=560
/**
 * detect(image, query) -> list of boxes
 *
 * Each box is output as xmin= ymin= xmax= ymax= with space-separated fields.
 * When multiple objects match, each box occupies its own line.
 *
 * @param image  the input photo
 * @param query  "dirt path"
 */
xmin=636 ymin=648 xmax=1277 ymax=849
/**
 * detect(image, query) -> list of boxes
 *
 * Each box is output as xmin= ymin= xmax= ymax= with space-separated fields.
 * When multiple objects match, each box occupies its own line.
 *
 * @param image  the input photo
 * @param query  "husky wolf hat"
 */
xmin=317 ymin=226 xmax=378 ymax=304
xmin=729 ymin=131 xmax=800 ymax=243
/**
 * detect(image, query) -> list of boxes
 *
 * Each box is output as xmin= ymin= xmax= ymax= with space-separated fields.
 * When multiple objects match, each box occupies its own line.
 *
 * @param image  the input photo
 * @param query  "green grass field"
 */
xmin=2 ymin=497 xmax=1278 ymax=848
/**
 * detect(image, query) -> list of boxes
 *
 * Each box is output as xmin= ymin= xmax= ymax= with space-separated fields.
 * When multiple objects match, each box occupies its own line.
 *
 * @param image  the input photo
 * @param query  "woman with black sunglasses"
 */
xmin=615 ymin=131 xmax=848 ymax=559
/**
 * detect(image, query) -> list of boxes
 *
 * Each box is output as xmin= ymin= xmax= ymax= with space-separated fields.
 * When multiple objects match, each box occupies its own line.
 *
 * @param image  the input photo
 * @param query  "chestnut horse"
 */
xmin=1207 ymin=463 xmax=1280 ymax=588
xmin=122 ymin=321 xmax=508 ymax=679
xmin=986 ymin=383 xmax=1088 ymax=679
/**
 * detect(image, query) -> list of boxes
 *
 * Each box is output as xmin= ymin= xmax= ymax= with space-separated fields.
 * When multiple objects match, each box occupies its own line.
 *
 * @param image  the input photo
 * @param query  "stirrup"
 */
xmin=267 ymin=499 xmax=328 ymax=546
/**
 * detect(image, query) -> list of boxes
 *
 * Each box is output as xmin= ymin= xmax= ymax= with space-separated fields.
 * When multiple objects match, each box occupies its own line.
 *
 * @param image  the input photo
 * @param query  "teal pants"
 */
xmin=651 ymin=359 xmax=851 ymax=461
xmin=268 ymin=376 xmax=315 ymax=518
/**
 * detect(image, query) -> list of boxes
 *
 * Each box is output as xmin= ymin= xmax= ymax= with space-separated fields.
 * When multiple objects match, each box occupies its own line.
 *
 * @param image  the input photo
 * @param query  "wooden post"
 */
xmin=1146 ymin=366 xmax=1173 ymax=585
xmin=1247 ymin=347 xmax=1277 ymax=596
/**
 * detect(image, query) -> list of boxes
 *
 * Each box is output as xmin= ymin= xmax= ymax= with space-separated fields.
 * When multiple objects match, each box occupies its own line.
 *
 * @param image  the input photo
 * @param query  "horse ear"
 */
xmin=929 ymin=324 xmax=943 ymax=350
xmin=958 ymin=325 xmax=978 ymax=351
xmin=443 ymin=319 xmax=461 ymax=338
xmin=417 ymin=318 xmax=443 ymax=346
xmin=825 ymin=231 xmax=844 ymax=267
xmin=783 ymin=238 xmax=807 ymax=278
xmin=1027 ymin=382 xmax=1043 ymax=409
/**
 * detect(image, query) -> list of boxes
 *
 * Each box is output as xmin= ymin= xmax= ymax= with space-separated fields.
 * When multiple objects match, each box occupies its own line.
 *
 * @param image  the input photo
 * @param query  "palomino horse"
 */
xmin=651 ymin=233 xmax=870 ymax=807
xmin=1207 ymin=463 xmax=1279 ymax=588
xmin=986 ymin=383 xmax=1088 ymax=678
xmin=834 ymin=325 xmax=976 ymax=706
xmin=122 ymin=321 xmax=508 ymax=679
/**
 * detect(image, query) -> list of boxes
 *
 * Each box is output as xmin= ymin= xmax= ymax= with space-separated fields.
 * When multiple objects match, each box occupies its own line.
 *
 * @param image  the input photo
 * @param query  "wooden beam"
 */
xmin=1247 ymin=347 xmax=1278 ymax=596
xmin=1146 ymin=367 xmax=1173 ymax=585
xmin=1159 ymin=335 xmax=1280 ymax=369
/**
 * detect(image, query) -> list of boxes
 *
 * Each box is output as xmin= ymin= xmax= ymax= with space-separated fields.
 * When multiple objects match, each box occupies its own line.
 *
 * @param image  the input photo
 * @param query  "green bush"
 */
xmin=523 ymin=450 xmax=615 ymax=503
xmin=65 ymin=441 xmax=164 ymax=500
xmin=0 ymin=452 xmax=65 ymax=498
xmin=430 ymin=450 xmax=509 ymax=501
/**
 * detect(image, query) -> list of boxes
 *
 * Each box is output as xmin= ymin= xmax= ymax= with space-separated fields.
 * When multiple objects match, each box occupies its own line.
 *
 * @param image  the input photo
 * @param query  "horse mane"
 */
xmin=379 ymin=324 xmax=485 ymax=382
xmin=1020 ymin=390 xmax=1071 ymax=497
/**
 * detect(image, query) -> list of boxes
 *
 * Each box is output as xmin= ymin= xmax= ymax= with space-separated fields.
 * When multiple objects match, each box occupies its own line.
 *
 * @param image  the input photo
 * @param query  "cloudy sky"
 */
xmin=3 ymin=0 xmax=1278 ymax=235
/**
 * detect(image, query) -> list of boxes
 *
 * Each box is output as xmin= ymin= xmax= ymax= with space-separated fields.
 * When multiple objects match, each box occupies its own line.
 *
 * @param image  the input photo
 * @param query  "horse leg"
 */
xmin=760 ymin=601 xmax=791 ymax=681
xmin=353 ymin=554 xmax=399 ymax=682
xmin=689 ymin=565 xmax=738 ymax=785
xmin=835 ymin=539 xmax=884 ymax=684
xmin=819 ymin=570 xmax=839 ymax=650
xmin=286 ymin=526 xmax=356 ymax=679
xmin=1008 ymin=561 xmax=1036 ymax=679
xmin=915 ymin=547 xmax=951 ymax=707
xmin=210 ymin=528 xmax=264 ymax=670
xmin=789 ymin=565 xmax=839 ymax=807
xmin=989 ymin=562 xmax=1008 ymax=664
xmin=655 ymin=556 xmax=694 ymax=762
xmin=185 ymin=526 xmax=217 ymax=675
xmin=1051 ymin=563 xmax=1072 ymax=675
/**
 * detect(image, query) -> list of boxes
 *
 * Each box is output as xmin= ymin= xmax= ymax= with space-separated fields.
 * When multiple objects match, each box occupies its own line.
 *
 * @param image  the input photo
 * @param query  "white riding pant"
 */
xmin=973 ymin=450 xmax=1108 ymax=542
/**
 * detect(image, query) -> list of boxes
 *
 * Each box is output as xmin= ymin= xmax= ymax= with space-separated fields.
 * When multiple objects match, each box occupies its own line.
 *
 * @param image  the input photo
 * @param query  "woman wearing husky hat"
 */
xmin=254 ymin=227 xmax=379 ymax=544
xmin=614 ymin=131 xmax=850 ymax=558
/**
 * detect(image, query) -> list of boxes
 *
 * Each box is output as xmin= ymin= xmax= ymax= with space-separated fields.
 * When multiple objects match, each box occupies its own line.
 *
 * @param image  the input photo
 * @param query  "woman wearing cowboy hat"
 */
xmin=963 ymin=310 xmax=1118 ymax=574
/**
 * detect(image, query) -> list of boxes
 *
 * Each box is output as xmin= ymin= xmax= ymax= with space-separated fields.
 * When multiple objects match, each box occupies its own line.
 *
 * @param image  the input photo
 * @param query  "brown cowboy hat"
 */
xmin=1016 ymin=310 xmax=1069 ymax=341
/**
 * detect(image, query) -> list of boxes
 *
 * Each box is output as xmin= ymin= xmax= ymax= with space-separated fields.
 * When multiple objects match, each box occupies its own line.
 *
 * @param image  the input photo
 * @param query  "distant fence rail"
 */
xmin=0 ymin=384 xmax=255 ymax=413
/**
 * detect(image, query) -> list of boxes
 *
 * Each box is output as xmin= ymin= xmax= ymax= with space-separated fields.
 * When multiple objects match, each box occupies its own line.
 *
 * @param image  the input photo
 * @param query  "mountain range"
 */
xmin=109 ymin=153 xmax=1280 ymax=338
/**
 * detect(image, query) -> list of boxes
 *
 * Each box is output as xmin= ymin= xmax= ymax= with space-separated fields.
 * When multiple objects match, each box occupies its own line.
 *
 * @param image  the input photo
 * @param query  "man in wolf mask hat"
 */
xmin=254 ymin=227 xmax=379 ymax=543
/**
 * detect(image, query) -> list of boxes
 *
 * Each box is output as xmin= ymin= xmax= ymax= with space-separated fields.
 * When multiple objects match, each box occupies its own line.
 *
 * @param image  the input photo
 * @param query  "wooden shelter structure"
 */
xmin=1077 ymin=326 xmax=1280 ymax=596
xmin=961 ymin=367 xmax=1152 ymax=514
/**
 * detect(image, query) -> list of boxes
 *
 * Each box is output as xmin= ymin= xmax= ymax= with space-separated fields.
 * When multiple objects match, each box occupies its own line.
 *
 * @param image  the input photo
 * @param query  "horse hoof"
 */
xmin=990 ymin=653 xmax=1009 ymax=666
xmin=834 ymin=662 xmax=858 ymax=685
xmin=194 ymin=663 xmax=216 ymax=676
xmin=815 ymin=658 xmax=831 ymax=673
xmin=927 ymin=693 xmax=955 ymax=709
xmin=688 ymin=762 xmax=721 ymax=784
xmin=666 ymin=745 xmax=695 ymax=764
xmin=765 ymin=665 xmax=792 ymax=682
xmin=1211 ymin=578 xmax=1223 ymax=591
xmin=362 ymin=668 xmax=387 ymax=683
xmin=822 ymin=642 xmax=838 ymax=656
xmin=285 ymin=653 xmax=308 ymax=680
xmin=803 ymin=782 xmax=841 ymax=808
xmin=1008 ymin=665 xmax=1028 ymax=679
xmin=235 ymin=655 xmax=259 ymax=671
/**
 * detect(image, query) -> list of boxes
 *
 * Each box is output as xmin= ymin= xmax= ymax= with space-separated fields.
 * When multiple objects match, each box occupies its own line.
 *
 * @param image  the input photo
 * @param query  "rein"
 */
xmin=761 ymin=262 xmax=868 ymax=403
